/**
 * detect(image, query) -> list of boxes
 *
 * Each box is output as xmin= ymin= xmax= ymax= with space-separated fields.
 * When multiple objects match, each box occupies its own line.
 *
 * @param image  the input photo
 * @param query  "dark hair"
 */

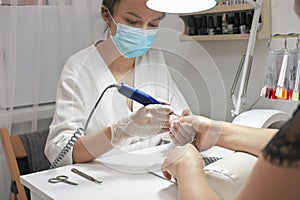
xmin=101 ymin=0 xmax=165 ymax=34
xmin=102 ymin=0 xmax=165 ymax=18
xmin=102 ymin=0 xmax=121 ymax=16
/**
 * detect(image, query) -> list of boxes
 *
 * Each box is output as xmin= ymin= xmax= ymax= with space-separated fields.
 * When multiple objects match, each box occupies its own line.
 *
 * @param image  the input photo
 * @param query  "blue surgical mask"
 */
xmin=108 ymin=12 xmax=158 ymax=58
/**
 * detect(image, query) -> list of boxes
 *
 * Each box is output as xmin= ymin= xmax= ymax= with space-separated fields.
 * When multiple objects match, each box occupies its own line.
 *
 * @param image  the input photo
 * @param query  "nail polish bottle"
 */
xmin=201 ymin=15 xmax=208 ymax=35
xmin=240 ymin=12 xmax=247 ymax=34
xmin=233 ymin=12 xmax=240 ymax=34
xmin=215 ymin=16 xmax=222 ymax=35
xmin=207 ymin=16 xmax=215 ymax=35
xmin=257 ymin=16 xmax=262 ymax=32
xmin=188 ymin=15 xmax=197 ymax=35
xmin=196 ymin=16 xmax=202 ymax=35
xmin=246 ymin=13 xmax=253 ymax=33
xmin=227 ymin=16 xmax=234 ymax=34
xmin=222 ymin=13 xmax=228 ymax=34
xmin=218 ymin=0 xmax=224 ymax=5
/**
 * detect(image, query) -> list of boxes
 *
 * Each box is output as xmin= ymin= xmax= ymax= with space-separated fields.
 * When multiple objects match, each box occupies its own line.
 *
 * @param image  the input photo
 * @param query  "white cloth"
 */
xmin=45 ymin=45 xmax=189 ymax=166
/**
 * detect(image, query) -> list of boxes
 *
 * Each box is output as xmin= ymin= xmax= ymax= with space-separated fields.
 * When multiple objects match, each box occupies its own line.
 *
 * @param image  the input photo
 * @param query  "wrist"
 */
xmin=110 ymin=123 xmax=131 ymax=148
xmin=209 ymin=120 xmax=226 ymax=146
xmin=175 ymin=158 xmax=204 ymax=180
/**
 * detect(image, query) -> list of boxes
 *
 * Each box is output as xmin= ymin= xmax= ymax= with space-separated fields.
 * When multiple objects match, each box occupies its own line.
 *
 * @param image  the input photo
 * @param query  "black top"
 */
xmin=262 ymin=104 xmax=300 ymax=168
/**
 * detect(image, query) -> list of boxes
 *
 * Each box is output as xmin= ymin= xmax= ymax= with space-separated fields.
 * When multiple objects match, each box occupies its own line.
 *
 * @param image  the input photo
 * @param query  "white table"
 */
xmin=21 ymin=161 xmax=178 ymax=200
xmin=20 ymin=144 xmax=178 ymax=200
xmin=20 ymin=144 xmax=234 ymax=200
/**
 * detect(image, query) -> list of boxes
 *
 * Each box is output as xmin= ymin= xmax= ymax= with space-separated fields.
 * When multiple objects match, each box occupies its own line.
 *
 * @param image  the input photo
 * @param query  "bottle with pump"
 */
xmin=240 ymin=12 xmax=247 ymax=34
xmin=257 ymin=16 xmax=262 ymax=32
xmin=188 ymin=15 xmax=197 ymax=35
xmin=222 ymin=13 xmax=228 ymax=34
xmin=207 ymin=16 xmax=215 ymax=35
xmin=201 ymin=15 xmax=208 ymax=35
xmin=246 ymin=12 xmax=253 ymax=34
xmin=196 ymin=16 xmax=202 ymax=35
xmin=215 ymin=15 xmax=222 ymax=34
xmin=233 ymin=12 xmax=240 ymax=34
xmin=227 ymin=16 xmax=234 ymax=34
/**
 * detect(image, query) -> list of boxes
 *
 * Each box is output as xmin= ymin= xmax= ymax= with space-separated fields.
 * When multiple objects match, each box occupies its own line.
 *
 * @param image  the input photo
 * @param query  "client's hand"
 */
xmin=111 ymin=104 xmax=173 ymax=147
xmin=169 ymin=109 xmax=196 ymax=146
xmin=169 ymin=120 xmax=197 ymax=146
xmin=161 ymin=144 xmax=204 ymax=182
xmin=181 ymin=116 xmax=223 ymax=151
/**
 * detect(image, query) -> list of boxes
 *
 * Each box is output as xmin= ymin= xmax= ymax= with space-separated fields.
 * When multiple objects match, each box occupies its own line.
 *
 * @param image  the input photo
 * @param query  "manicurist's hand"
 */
xmin=111 ymin=104 xmax=173 ymax=147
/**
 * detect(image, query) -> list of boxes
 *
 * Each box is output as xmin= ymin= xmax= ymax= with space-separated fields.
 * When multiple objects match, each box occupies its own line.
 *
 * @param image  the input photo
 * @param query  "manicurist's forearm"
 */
xmin=73 ymin=127 xmax=113 ymax=163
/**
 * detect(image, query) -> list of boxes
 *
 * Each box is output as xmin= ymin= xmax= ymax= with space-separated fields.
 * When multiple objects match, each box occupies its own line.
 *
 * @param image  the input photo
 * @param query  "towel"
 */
xmin=19 ymin=129 xmax=50 ymax=172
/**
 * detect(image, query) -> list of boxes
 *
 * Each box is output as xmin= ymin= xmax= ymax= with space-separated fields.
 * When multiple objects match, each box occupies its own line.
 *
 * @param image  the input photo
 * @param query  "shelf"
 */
xmin=180 ymin=34 xmax=250 ymax=41
xmin=180 ymin=31 xmax=268 ymax=41
xmin=179 ymin=0 xmax=271 ymax=41
xmin=179 ymin=4 xmax=254 ymax=16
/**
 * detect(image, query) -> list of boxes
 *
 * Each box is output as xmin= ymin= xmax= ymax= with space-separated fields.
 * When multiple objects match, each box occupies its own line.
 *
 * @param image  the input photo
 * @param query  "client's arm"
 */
xmin=234 ymin=106 xmax=300 ymax=200
xmin=181 ymin=116 xmax=278 ymax=156
xmin=217 ymin=121 xmax=277 ymax=156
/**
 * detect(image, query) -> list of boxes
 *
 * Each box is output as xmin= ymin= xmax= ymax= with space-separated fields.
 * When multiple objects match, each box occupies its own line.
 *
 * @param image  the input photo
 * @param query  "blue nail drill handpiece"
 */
xmin=116 ymin=83 xmax=161 ymax=106
xmin=116 ymin=83 xmax=180 ymax=117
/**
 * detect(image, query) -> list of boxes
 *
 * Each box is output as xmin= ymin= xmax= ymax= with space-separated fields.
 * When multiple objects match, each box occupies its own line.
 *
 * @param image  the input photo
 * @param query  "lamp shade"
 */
xmin=146 ymin=0 xmax=217 ymax=14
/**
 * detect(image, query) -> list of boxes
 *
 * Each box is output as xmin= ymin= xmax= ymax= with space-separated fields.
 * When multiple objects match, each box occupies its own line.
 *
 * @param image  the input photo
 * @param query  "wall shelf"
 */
xmin=179 ymin=0 xmax=271 ymax=41
xmin=179 ymin=4 xmax=254 ymax=16
xmin=180 ymin=33 xmax=250 ymax=41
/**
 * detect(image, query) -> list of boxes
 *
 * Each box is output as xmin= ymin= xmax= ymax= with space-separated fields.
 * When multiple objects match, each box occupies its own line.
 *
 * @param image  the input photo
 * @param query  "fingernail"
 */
xmin=169 ymin=132 xmax=174 ymax=137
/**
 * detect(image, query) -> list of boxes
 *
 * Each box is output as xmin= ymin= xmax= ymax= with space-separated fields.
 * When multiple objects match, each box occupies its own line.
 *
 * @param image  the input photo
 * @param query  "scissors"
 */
xmin=48 ymin=175 xmax=78 ymax=185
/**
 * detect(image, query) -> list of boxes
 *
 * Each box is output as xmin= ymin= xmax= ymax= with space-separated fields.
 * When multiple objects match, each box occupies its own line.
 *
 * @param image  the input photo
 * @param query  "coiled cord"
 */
xmin=49 ymin=84 xmax=119 ymax=169
xmin=49 ymin=128 xmax=84 ymax=169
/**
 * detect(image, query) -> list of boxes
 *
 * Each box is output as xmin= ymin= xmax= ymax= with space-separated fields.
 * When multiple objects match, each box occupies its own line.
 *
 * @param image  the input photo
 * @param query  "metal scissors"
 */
xmin=48 ymin=175 xmax=78 ymax=185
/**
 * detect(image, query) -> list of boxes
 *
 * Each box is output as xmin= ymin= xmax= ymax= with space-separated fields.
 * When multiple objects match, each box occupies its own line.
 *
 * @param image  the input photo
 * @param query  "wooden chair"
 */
xmin=0 ymin=128 xmax=28 ymax=200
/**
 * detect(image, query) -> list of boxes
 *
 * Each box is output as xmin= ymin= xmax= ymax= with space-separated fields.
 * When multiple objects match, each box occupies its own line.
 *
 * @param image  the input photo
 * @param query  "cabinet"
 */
xmin=179 ymin=0 xmax=271 ymax=41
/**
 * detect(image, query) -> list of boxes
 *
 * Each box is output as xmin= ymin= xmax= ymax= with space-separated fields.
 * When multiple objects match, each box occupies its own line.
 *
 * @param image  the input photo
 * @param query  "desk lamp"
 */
xmin=146 ymin=0 xmax=216 ymax=14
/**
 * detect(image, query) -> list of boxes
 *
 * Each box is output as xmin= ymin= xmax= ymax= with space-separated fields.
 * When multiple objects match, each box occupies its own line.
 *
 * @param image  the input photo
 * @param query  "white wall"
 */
xmin=0 ymin=6 xmax=102 ymax=108
xmin=160 ymin=0 xmax=300 ymax=122
xmin=0 ymin=5 xmax=102 ymax=200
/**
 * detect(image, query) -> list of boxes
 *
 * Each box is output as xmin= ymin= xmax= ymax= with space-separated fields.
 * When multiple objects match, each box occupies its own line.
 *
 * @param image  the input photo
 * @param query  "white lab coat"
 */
xmin=45 ymin=45 xmax=189 ymax=166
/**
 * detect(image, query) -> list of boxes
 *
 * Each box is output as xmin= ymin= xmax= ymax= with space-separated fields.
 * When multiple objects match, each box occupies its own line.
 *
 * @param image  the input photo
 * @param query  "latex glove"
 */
xmin=111 ymin=104 xmax=173 ymax=147
xmin=161 ymin=144 xmax=204 ymax=181
xmin=169 ymin=108 xmax=196 ymax=146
